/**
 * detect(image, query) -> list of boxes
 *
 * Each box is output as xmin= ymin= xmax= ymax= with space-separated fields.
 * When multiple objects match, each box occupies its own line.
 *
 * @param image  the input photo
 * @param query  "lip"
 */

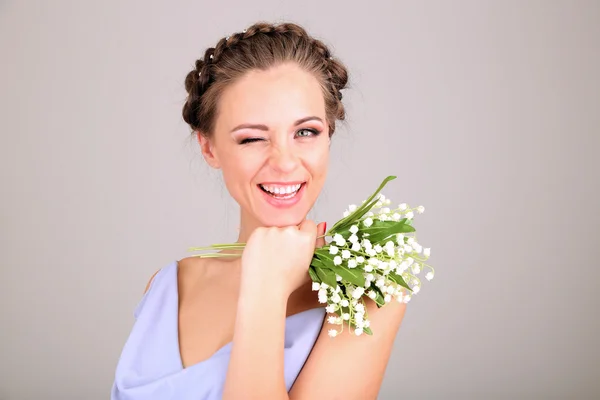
xmin=258 ymin=181 xmax=305 ymax=186
xmin=258 ymin=182 xmax=306 ymax=209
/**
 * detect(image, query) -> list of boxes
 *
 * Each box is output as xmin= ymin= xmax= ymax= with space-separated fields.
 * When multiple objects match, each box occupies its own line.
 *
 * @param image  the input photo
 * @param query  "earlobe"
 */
xmin=197 ymin=132 xmax=221 ymax=169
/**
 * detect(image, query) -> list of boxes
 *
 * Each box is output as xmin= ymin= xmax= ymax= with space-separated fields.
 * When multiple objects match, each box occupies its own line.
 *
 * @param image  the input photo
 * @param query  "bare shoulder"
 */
xmin=289 ymin=298 xmax=408 ymax=400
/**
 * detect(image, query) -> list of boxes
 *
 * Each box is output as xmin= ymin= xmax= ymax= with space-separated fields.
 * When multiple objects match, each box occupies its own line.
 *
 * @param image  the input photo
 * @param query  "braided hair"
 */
xmin=182 ymin=22 xmax=349 ymax=137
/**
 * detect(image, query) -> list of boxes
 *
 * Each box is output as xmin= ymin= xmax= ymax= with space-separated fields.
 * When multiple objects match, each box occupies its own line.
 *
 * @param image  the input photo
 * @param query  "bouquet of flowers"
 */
xmin=188 ymin=175 xmax=434 ymax=338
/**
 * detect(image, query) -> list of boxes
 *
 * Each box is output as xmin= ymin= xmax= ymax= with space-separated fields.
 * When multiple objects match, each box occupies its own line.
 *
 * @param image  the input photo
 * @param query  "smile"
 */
xmin=259 ymin=183 xmax=304 ymax=199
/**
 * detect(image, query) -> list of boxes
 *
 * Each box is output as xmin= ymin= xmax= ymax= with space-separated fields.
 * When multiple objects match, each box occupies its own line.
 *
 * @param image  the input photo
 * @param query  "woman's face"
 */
xmin=199 ymin=62 xmax=330 ymax=228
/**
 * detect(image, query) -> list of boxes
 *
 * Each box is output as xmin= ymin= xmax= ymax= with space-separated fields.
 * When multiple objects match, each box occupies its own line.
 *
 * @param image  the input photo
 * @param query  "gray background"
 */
xmin=1 ymin=1 xmax=598 ymax=399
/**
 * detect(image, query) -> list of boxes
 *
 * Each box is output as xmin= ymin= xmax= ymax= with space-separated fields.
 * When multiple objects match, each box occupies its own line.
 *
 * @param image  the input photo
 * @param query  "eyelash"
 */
xmin=239 ymin=128 xmax=321 ymax=145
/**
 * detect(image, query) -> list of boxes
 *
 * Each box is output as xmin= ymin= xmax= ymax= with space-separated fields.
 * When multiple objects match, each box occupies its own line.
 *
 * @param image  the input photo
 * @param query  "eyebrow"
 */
xmin=229 ymin=116 xmax=323 ymax=133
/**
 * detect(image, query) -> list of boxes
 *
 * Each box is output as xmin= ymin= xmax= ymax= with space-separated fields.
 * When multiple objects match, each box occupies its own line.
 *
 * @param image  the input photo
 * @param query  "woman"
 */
xmin=111 ymin=21 xmax=407 ymax=400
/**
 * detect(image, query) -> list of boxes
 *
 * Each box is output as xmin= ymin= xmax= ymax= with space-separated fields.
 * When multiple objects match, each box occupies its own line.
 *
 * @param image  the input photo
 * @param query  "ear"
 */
xmin=197 ymin=132 xmax=221 ymax=169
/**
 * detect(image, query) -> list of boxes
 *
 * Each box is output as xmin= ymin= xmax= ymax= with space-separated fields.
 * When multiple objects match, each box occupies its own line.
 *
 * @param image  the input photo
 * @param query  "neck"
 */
xmin=236 ymin=210 xmax=262 ymax=244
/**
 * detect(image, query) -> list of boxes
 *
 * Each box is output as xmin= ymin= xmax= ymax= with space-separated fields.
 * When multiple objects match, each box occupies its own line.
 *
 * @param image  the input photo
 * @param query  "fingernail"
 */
xmin=324 ymin=222 xmax=327 ymax=232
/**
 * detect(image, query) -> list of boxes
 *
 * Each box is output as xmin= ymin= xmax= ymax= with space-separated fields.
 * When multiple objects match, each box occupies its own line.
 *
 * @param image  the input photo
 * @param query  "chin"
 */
xmin=259 ymin=210 xmax=307 ymax=228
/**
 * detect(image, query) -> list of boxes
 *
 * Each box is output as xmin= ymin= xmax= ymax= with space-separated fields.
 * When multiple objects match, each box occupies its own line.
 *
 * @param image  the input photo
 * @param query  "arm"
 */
xmin=222 ymin=280 xmax=290 ymax=400
xmin=289 ymin=298 xmax=407 ymax=400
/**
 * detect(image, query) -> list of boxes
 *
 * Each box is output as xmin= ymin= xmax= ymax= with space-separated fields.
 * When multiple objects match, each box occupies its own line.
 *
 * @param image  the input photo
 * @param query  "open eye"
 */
xmin=296 ymin=128 xmax=320 ymax=138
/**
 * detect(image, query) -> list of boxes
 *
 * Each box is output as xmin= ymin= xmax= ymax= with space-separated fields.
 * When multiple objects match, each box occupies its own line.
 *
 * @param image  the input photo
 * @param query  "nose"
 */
xmin=268 ymin=142 xmax=299 ymax=173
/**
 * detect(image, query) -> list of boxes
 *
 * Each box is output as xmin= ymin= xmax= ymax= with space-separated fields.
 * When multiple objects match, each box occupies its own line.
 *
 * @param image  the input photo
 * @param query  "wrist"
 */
xmin=240 ymin=263 xmax=293 ymax=302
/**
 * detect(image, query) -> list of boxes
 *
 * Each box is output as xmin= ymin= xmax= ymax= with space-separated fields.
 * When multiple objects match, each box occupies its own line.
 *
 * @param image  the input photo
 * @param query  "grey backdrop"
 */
xmin=1 ymin=1 xmax=599 ymax=399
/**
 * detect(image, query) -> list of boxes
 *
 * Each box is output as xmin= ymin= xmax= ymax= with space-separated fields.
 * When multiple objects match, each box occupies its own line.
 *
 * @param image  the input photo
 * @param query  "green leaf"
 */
xmin=370 ymin=285 xmax=386 ymax=308
xmin=308 ymin=266 xmax=320 ymax=283
xmin=310 ymin=256 xmax=328 ymax=270
xmin=387 ymin=271 xmax=412 ymax=291
xmin=315 ymin=267 xmax=338 ymax=288
xmin=328 ymin=175 xmax=397 ymax=233
xmin=333 ymin=265 xmax=365 ymax=287
xmin=362 ymin=219 xmax=416 ymax=243
xmin=363 ymin=326 xmax=373 ymax=335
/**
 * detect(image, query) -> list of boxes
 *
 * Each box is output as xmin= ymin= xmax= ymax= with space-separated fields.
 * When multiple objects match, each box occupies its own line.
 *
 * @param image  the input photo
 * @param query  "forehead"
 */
xmin=215 ymin=63 xmax=326 ymax=131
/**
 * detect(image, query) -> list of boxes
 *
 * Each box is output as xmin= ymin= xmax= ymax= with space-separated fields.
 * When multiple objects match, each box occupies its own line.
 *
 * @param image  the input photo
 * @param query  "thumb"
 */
xmin=315 ymin=221 xmax=326 ymax=249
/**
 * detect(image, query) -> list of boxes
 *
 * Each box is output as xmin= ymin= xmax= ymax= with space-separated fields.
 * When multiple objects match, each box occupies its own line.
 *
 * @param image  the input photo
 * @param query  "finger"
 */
xmin=315 ymin=222 xmax=326 ymax=249
xmin=298 ymin=219 xmax=318 ymax=242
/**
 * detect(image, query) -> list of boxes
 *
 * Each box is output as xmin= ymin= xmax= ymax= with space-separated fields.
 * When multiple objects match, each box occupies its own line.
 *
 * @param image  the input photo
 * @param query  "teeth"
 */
xmin=260 ymin=183 xmax=302 ymax=195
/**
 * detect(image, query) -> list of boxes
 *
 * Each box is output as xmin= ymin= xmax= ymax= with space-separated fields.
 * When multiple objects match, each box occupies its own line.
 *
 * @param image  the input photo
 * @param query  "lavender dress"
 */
xmin=111 ymin=260 xmax=326 ymax=399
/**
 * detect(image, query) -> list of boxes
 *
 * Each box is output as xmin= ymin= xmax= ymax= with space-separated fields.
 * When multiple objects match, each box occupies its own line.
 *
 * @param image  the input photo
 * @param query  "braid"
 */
xmin=182 ymin=21 xmax=349 ymax=136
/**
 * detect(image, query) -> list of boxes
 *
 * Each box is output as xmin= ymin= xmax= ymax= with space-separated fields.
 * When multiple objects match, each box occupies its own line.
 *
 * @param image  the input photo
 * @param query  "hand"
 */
xmin=241 ymin=220 xmax=326 ymax=299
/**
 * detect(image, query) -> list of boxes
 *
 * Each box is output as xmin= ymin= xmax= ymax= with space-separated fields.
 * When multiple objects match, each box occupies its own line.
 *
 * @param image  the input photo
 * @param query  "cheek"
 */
xmin=306 ymin=145 xmax=330 ymax=179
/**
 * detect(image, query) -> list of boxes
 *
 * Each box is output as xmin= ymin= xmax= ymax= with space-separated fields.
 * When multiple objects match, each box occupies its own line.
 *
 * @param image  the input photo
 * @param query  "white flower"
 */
xmin=320 ymin=282 xmax=329 ymax=289
xmin=349 ymin=224 xmax=359 ymax=234
xmin=354 ymin=328 xmax=363 ymax=336
xmin=341 ymin=250 xmax=350 ymax=259
xmin=412 ymin=264 xmax=421 ymax=274
xmin=343 ymin=210 xmax=350 ymax=217
xmin=312 ymin=282 xmax=320 ymax=291
xmin=364 ymin=320 xmax=370 ymax=328
xmin=329 ymin=245 xmax=339 ymax=255
xmin=405 ymin=211 xmax=414 ymax=219
xmin=348 ymin=234 xmax=359 ymax=244
xmin=366 ymin=211 xmax=374 ymax=217
xmin=413 ymin=285 xmax=421 ymax=294
xmin=398 ymin=203 xmax=407 ymax=211
xmin=348 ymin=259 xmax=357 ymax=269
xmin=341 ymin=299 xmax=349 ymax=307
xmin=386 ymin=248 xmax=395 ymax=257
xmin=355 ymin=303 xmax=365 ymax=313
xmin=384 ymin=294 xmax=392 ymax=303
xmin=367 ymin=290 xmax=377 ymax=299
xmin=416 ymin=205 xmax=425 ymax=214
xmin=366 ymin=248 xmax=376 ymax=257
xmin=378 ymin=213 xmax=388 ymax=221
xmin=326 ymin=304 xmax=337 ymax=313
xmin=392 ymin=213 xmax=401 ymax=221
xmin=396 ymin=233 xmax=405 ymax=244
xmin=331 ymin=293 xmax=341 ymax=303
xmin=426 ymin=271 xmax=434 ymax=281
xmin=363 ymin=218 xmax=373 ymax=227
xmin=406 ymin=257 xmax=414 ymax=266
xmin=403 ymin=295 xmax=411 ymax=303
xmin=406 ymin=237 xmax=415 ymax=245
xmin=376 ymin=278 xmax=385 ymax=288
xmin=334 ymin=234 xmax=346 ymax=246
xmin=374 ymin=244 xmax=382 ymax=253
xmin=333 ymin=256 xmax=342 ymax=265
xmin=343 ymin=313 xmax=350 ymax=320
xmin=368 ymin=257 xmax=379 ymax=266
xmin=348 ymin=204 xmax=357 ymax=212
xmin=352 ymin=287 xmax=365 ymax=299
xmin=328 ymin=329 xmax=338 ymax=337
xmin=318 ymin=290 xmax=328 ymax=303
xmin=366 ymin=273 xmax=374 ymax=281
xmin=328 ymin=316 xmax=338 ymax=324
xmin=351 ymin=242 xmax=361 ymax=252
xmin=424 ymin=248 xmax=431 ymax=257
xmin=403 ymin=244 xmax=413 ymax=253
xmin=336 ymin=274 xmax=342 ymax=281
xmin=364 ymin=264 xmax=373 ymax=273
xmin=386 ymin=285 xmax=395 ymax=294
xmin=356 ymin=256 xmax=365 ymax=264
xmin=381 ymin=207 xmax=391 ymax=214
